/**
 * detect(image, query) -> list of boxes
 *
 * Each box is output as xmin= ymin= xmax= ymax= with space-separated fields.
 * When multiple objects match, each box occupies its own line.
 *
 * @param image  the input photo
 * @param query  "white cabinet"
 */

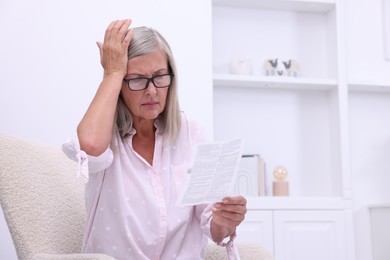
xmin=235 ymin=198 xmax=349 ymax=260
xmin=369 ymin=205 xmax=390 ymax=260
xmin=273 ymin=210 xmax=347 ymax=260
xmin=235 ymin=207 xmax=347 ymax=260
xmin=235 ymin=210 xmax=274 ymax=254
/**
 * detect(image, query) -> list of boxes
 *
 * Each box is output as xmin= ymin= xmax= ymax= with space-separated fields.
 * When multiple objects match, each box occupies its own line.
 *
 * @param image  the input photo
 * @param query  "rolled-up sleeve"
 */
xmin=62 ymin=133 xmax=113 ymax=182
xmin=199 ymin=204 xmax=213 ymax=239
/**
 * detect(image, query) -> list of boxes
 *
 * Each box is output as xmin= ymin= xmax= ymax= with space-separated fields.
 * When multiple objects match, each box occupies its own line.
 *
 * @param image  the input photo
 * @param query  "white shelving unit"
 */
xmin=212 ymin=0 xmax=348 ymax=198
xmin=212 ymin=0 xmax=354 ymax=259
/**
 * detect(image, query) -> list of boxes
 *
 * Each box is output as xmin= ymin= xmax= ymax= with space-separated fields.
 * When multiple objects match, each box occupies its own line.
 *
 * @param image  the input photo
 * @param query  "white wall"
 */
xmin=345 ymin=0 xmax=390 ymax=259
xmin=0 ymin=0 xmax=212 ymax=258
xmin=346 ymin=0 xmax=390 ymax=82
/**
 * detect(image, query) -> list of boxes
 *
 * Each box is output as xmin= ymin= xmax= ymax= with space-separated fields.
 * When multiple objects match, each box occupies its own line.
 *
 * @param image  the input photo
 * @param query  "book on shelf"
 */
xmin=233 ymin=154 xmax=266 ymax=197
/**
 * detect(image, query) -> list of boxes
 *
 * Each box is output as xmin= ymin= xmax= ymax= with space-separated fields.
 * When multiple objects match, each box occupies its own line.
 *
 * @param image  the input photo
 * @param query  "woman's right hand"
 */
xmin=97 ymin=19 xmax=134 ymax=78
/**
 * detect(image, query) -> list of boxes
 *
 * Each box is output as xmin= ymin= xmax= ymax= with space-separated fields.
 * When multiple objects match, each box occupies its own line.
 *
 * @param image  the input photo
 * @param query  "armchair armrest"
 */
xmin=205 ymin=242 xmax=274 ymax=260
xmin=32 ymin=253 xmax=117 ymax=260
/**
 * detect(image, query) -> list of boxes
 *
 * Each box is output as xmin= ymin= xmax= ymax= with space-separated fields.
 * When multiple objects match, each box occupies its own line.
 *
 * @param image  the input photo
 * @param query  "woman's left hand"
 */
xmin=211 ymin=196 xmax=247 ymax=242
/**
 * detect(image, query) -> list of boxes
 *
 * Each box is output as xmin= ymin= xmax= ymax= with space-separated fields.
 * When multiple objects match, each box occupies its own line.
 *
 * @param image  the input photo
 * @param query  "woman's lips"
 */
xmin=142 ymin=101 xmax=159 ymax=107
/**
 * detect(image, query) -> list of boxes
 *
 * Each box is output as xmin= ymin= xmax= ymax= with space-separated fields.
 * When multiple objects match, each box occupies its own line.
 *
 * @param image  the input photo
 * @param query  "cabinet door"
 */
xmin=236 ymin=210 xmax=274 ymax=255
xmin=273 ymin=210 xmax=347 ymax=260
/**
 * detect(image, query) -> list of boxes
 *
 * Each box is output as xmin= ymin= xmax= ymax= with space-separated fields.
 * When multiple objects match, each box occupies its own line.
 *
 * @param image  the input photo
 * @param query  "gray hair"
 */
xmin=116 ymin=26 xmax=181 ymax=143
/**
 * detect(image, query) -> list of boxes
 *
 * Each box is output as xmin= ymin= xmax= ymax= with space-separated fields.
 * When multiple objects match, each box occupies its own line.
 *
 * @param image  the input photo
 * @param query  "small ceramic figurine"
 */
xmin=272 ymin=166 xmax=289 ymax=196
xmin=229 ymin=59 xmax=253 ymax=75
xmin=282 ymin=59 xmax=300 ymax=77
xmin=264 ymin=58 xmax=278 ymax=76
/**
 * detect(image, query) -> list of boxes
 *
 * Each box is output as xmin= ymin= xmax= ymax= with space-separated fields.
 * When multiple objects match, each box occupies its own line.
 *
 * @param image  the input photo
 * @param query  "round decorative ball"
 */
xmin=273 ymin=166 xmax=288 ymax=182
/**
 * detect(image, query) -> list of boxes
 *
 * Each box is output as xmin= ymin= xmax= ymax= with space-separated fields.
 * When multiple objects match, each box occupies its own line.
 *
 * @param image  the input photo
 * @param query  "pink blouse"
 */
xmin=63 ymin=113 xmax=217 ymax=260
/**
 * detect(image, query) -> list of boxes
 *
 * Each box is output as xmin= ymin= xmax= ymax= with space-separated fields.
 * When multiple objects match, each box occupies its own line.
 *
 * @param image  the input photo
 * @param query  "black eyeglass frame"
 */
xmin=123 ymin=73 xmax=175 ymax=91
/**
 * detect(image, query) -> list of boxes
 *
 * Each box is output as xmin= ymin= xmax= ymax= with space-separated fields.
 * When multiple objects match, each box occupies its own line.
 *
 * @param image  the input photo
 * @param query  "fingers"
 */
xmin=213 ymin=207 xmax=245 ymax=222
xmin=118 ymin=20 xmax=133 ymax=45
xmin=96 ymin=41 xmax=103 ymax=55
xmin=212 ymin=208 xmax=245 ymax=231
xmin=123 ymin=28 xmax=134 ymax=47
xmin=214 ymin=203 xmax=247 ymax=215
xmin=212 ymin=195 xmax=247 ymax=229
xmin=213 ymin=196 xmax=247 ymax=213
xmin=104 ymin=19 xmax=132 ymax=47
xmin=99 ymin=19 xmax=133 ymax=76
xmin=221 ymin=196 xmax=247 ymax=206
xmin=96 ymin=41 xmax=104 ymax=67
xmin=104 ymin=20 xmax=118 ymax=46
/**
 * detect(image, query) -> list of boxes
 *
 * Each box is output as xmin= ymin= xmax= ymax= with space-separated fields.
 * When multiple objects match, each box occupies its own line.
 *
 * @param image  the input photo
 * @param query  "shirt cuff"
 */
xmin=216 ymin=231 xmax=240 ymax=260
xmin=62 ymin=133 xmax=113 ymax=182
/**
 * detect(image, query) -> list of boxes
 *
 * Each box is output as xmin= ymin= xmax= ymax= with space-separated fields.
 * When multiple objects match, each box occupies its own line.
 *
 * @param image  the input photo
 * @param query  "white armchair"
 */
xmin=0 ymin=134 xmax=273 ymax=260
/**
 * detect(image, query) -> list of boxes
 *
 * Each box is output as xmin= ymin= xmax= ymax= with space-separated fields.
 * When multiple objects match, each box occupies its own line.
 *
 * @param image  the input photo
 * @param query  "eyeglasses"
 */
xmin=123 ymin=73 xmax=174 ymax=91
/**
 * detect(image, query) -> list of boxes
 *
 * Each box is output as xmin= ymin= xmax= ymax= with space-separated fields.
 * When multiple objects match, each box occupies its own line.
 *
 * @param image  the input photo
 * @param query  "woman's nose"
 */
xmin=145 ymin=80 xmax=157 ymax=95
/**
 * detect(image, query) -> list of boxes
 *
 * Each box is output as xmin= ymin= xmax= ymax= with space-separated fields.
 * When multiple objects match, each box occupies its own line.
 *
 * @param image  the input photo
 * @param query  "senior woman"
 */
xmin=63 ymin=19 xmax=247 ymax=260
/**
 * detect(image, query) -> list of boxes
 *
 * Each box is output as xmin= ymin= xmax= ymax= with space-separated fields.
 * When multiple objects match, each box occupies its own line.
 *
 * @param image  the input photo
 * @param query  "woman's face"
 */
xmin=121 ymin=49 xmax=170 ymax=124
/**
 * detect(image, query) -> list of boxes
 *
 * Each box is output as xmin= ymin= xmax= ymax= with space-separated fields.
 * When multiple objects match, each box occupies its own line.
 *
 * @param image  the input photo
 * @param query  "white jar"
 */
xmin=229 ymin=59 xmax=253 ymax=75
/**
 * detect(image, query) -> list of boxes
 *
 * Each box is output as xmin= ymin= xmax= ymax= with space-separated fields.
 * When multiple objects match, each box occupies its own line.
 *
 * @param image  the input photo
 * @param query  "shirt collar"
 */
xmin=128 ymin=118 xmax=163 ymax=136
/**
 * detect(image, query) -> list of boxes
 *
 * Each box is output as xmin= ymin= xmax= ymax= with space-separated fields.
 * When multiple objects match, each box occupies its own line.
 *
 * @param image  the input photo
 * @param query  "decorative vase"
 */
xmin=229 ymin=59 xmax=253 ymax=75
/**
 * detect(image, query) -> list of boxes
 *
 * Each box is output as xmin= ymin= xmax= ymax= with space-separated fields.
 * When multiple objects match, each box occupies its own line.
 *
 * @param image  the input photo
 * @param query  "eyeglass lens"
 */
xmin=127 ymin=74 xmax=172 ymax=91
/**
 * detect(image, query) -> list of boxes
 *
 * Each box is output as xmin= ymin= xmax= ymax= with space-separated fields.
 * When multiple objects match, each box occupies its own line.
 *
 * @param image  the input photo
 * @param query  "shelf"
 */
xmin=212 ymin=0 xmax=335 ymax=13
xmin=246 ymin=196 xmax=350 ymax=210
xmin=213 ymin=74 xmax=337 ymax=91
xmin=368 ymin=204 xmax=390 ymax=209
xmin=348 ymin=80 xmax=390 ymax=93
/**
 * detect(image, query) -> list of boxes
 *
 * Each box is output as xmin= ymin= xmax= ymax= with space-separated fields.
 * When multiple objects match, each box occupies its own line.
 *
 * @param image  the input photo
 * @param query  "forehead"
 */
xmin=127 ymin=49 xmax=168 ymax=73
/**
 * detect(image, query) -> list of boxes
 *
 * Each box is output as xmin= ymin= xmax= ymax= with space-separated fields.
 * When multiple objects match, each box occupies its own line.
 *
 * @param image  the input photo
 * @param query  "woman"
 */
xmin=63 ymin=19 xmax=247 ymax=260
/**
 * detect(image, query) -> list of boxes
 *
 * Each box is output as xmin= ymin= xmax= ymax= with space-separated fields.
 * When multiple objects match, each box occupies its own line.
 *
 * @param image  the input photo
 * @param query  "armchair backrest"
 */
xmin=0 ymin=135 xmax=85 ymax=260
